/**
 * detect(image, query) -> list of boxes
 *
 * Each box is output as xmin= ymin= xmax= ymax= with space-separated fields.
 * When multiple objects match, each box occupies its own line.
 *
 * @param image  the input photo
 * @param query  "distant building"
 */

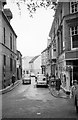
xmin=0 ymin=0 xmax=17 ymax=89
xmin=29 ymin=55 xmax=42 ymax=75
xmin=22 ymin=56 xmax=33 ymax=75
xmin=46 ymin=37 xmax=52 ymax=76
xmin=17 ymin=50 xmax=22 ymax=80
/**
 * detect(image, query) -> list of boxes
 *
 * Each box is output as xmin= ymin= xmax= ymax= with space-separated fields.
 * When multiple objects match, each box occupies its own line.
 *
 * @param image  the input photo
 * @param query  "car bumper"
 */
xmin=36 ymin=82 xmax=47 ymax=86
xmin=22 ymin=80 xmax=31 ymax=84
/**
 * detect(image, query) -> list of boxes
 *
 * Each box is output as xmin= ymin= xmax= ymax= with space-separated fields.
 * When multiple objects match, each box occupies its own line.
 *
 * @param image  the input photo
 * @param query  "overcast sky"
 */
xmin=5 ymin=0 xmax=54 ymax=57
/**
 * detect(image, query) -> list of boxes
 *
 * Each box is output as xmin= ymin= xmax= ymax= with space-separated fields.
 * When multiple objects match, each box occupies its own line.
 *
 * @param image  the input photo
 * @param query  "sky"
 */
xmin=5 ymin=0 xmax=54 ymax=57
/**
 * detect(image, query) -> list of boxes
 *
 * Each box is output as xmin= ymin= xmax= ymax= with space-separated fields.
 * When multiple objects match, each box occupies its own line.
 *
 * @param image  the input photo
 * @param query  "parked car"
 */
xmin=36 ymin=74 xmax=48 ymax=87
xmin=22 ymin=74 xmax=31 ymax=84
xmin=30 ymin=72 xmax=35 ymax=77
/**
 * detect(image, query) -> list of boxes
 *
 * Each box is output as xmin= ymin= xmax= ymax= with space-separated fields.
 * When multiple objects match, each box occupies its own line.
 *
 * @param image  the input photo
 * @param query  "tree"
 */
xmin=11 ymin=0 xmax=57 ymax=17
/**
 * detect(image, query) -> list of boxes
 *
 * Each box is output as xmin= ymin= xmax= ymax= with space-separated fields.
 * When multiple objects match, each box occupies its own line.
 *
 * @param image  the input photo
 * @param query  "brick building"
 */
xmin=0 ymin=0 xmax=17 ymax=89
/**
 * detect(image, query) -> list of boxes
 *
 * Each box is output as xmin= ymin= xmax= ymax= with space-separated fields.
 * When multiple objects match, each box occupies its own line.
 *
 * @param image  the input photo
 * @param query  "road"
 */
xmin=2 ymin=77 xmax=78 ymax=118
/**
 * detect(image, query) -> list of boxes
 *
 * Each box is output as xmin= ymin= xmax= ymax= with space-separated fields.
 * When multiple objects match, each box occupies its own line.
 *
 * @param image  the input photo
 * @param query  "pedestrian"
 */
xmin=56 ymin=77 xmax=61 ymax=94
xmin=70 ymin=80 xmax=78 ymax=98
xmin=46 ymin=73 xmax=49 ymax=84
xmin=12 ymin=74 xmax=15 ymax=85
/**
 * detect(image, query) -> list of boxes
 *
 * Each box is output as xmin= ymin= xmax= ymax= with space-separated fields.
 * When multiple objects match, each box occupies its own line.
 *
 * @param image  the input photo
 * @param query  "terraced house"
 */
xmin=49 ymin=1 xmax=78 ymax=92
xmin=0 ymin=0 xmax=17 ymax=89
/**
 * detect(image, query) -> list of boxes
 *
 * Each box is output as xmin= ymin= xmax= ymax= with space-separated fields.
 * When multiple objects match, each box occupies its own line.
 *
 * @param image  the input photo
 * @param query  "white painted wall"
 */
xmin=34 ymin=55 xmax=42 ymax=75
xmin=22 ymin=56 xmax=33 ymax=74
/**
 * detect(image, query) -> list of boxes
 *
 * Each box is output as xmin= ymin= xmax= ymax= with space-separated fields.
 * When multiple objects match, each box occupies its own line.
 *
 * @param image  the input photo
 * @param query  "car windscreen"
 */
xmin=25 ymin=74 xmax=30 ymax=77
xmin=37 ymin=75 xmax=46 ymax=81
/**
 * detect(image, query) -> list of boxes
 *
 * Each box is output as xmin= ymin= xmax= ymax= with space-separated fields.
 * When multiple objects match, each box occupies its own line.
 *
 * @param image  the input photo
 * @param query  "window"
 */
xmin=63 ymin=41 xmax=65 ymax=50
xmin=70 ymin=26 xmax=78 ymax=49
xmin=60 ymin=9 xmax=62 ymax=20
xmin=53 ymin=39 xmax=56 ymax=52
xmin=70 ymin=2 xmax=78 ymax=13
xmin=10 ymin=33 xmax=12 ymax=50
xmin=3 ymin=55 xmax=6 ymax=66
xmin=61 ymin=26 xmax=65 ymax=51
xmin=4 ymin=27 xmax=5 ymax=44
xmin=10 ymin=58 xmax=12 ymax=71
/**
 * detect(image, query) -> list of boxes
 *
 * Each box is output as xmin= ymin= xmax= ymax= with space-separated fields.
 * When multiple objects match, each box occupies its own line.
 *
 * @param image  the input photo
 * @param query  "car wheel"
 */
xmin=22 ymin=81 xmax=24 ymax=84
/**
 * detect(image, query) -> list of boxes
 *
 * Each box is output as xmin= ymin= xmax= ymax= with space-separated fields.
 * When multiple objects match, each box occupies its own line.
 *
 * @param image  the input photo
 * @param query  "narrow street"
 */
xmin=2 ymin=77 xmax=78 ymax=118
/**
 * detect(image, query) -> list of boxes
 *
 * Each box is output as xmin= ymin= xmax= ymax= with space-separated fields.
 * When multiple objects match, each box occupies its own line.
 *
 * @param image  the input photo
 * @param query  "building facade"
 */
xmin=29 ymin=55 xmax=42 ymax=76
xmin=22 ymin=56 xmax=33 ymax=75
xmin=41 ymin=48 xmax=48 ymax=75
xmin=0 ymin=1 xmax=17 ymax=89
xmin=46 ymin=37 xmax=52 ymax=76
xmin=17 ymin=50 xmax=22 ymax=80
xmin=49 ymin=13 xmax=58 ymax=78
xmin=49 ymin=1 xmax=78 ymax=91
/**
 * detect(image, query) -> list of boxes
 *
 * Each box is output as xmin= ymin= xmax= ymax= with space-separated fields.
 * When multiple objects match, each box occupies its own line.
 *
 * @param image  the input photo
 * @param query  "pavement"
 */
xmin=0 ymin=80 xmax=21 ymax=95
xmin=49 ymin=85 xmax=70 ymax=99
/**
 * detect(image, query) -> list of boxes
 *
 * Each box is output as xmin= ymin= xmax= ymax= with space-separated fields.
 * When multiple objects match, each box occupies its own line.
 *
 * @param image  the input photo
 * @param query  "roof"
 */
xmin=17 ymin=50 xmax=22 ymax=56
xmin=29 ymin=55 xmax=40 ymax=63
xmin=41 ymin=48 xmax=48 ymax=54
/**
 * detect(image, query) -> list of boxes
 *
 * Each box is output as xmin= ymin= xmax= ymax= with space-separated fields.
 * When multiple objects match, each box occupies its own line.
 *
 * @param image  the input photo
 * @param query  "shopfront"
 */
xmin=57 ymin=53 xmax=71 ymax=91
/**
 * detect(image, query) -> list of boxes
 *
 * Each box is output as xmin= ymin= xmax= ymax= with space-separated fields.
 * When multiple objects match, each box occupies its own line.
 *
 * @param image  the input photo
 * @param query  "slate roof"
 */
xmin=29 ymin=55 xmax=40 ymax=63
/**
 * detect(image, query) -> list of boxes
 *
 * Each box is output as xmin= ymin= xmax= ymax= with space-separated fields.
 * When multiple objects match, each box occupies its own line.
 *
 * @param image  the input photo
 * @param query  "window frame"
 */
xmin=70 ymin=1 xmax=78 ymax=14
xmin=70 ymin=26 xmax=78 ymax=50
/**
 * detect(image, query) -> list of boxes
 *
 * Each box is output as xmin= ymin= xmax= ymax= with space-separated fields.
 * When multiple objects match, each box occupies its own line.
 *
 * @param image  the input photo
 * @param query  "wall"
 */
xmin=0 ymin=11 xmax=17 ymax=88
xmin=34 ymin=55 xmax=42 ymax=75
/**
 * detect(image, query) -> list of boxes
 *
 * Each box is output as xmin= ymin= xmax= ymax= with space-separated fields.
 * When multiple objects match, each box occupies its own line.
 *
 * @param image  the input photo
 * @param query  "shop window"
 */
xmin=70 ymin=26 xmax=78 ymax=49
xmin=53 ymin=39 xmax=56 ymax=52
